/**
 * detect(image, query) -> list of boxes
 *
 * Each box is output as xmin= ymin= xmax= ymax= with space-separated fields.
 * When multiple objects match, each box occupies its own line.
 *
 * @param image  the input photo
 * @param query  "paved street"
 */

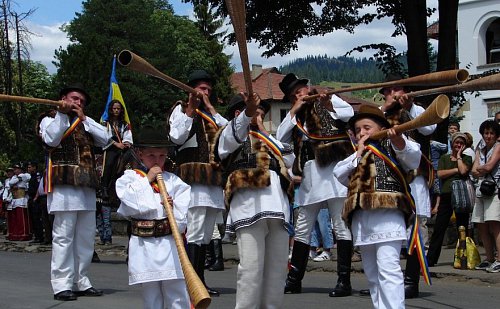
xmin=1 ymin=236 xmax=499 ymax=309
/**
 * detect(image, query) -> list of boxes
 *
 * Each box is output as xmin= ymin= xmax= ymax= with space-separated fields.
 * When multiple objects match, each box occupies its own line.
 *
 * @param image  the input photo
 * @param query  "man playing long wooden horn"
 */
xmin=214 ymin=92 xmax=295 ymax=308
xmin=167 ymin=69 xmax=227 ymax=296
xmin=39 ymin=83 xmax=109 ymax=301
xmin=379 ymin=73 xmax=436 ymax=299
xmin=277 ymin=73 xmax=356 ymax=297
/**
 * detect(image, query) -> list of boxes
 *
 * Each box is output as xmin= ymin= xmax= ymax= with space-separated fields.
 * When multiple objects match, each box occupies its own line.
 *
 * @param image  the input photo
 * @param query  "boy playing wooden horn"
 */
xmin=115 ymin=126 xmax=191 ymax=309
xmin=334 ymin=105 xmax=422 ymax=309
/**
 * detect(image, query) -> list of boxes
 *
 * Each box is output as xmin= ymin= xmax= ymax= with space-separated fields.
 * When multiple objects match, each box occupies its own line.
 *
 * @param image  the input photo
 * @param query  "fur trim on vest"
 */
xmin=46 ymin=117 xmax=99 ymax=189
xmin=293 ymin=100 xmax=354 ymax=173
xmin=168 ymin=101 xmax=223 ymax=186
xmin=343 ymin=147 xmax=413 ymax=223
xmin=223 ymin=132 xmax=293 ymax=208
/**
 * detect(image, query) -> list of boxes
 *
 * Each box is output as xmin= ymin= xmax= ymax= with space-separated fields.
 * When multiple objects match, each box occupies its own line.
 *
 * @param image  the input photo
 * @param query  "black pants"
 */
xmin=427 ymin=193 xmax=469 ymax=266
xmin=101 ymin=148 xmax=122 ymax=189
xmin=28 ymin=199 xmax=43 ymax=241
xmin=38 ymin=196 xmax=53 ymax=242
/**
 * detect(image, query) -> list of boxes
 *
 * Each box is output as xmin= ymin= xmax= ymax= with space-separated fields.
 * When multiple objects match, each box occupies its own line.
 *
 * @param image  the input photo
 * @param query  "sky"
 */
xmin=14 ymin=0 xmax=438 ymax=74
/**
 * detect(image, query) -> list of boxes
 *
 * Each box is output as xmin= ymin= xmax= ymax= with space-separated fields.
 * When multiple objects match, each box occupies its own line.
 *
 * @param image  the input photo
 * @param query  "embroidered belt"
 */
xmin=406 ymin=168 xmax=422 ymax=183
xmin=131 ymin=218 xmax=171 ymax=237
xmin=12 ymin=188 xmax=26 ymax=199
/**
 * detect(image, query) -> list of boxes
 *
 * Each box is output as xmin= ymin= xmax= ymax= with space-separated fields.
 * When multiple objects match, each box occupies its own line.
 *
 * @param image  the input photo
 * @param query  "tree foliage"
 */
xmin=0 ymin=0 xmax=52 ymax=168
xmin=188 ymin=0 xmax=378 ymax=57
xmin=54 ymin=0 xmax=233 ymax=128
xmin=0 ymin=60 xmax=54 ymax=167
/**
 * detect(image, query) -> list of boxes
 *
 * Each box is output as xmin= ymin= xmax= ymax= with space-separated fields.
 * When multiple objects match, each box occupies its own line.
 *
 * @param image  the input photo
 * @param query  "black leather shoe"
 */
xmin=404 ymin=284 xmax=419 ymax=299
xmin=359 ymin=289 xmax=370 ymax=296
xmin=54 ymin=290 xmax=77 ymax=301
xmin=206 ymin=287 xmax=220 ymax=297
xmin=74 ymin=287 xmax=103 ymax=297
xmin=328 ymin=282 xmax=352 ymax=297
xmin=284 ymin=280 xmax=302 ymax=294
xmin=92 ymin=251 xmax=101 ymax=263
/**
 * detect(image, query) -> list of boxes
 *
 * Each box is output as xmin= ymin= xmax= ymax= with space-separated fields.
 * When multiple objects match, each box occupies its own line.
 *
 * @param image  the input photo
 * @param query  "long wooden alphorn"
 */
xmin=370 ymin=94 xmax=450 ymax=140
xmin=404 ymin=72 xmax=500 ymax=98
xmin=156 ymin=174 xmax=211 ymax=309
xmin=0 ymin=94 xmax=63 ymax=107
xmin=303 ymin=69 xmax=469 ymax=101
xmin=225 ymin=0 xmax=253 ymax=95
xmin=117 ymin=50 xmax=201 ymax=97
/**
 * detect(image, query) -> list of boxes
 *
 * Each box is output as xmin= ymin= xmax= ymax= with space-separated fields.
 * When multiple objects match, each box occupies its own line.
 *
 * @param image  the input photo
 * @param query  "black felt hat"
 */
xmin=378 ymin=73 xmax=405 ymax=94
xmin=279 ymin=73 xmax=309 ymax=102
xmin=257 ymin=100 xmax=271 ymax=114
xmin=187 ymin=70 xmax=213 ymax=87
xmin=59 ymin=83 xmax=91 ymax=105
xmin=225 ymin=93 xmax=246 ymax=119
xmin=348 ymin=104 xmax=391 ymax=129
xmin=135 ymin=125 xmax=173 ymax=148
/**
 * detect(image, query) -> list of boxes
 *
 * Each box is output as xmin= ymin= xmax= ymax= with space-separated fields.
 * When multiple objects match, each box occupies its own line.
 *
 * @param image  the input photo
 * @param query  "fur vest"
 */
xmin=220 ymin=128 xmax=293 ymax=208
xmin=293 ymin=101 xmax=354 ymax=175
xmin=343 ymin=141 xmax=413 ymax=223
xmin=168 ymin=101 xmax=222 ymax=186
xmin=46 ymin=116 xmax=99 ymax=189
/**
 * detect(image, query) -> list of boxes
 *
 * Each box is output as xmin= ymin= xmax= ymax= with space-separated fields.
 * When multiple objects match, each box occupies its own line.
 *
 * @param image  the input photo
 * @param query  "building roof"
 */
xmin=230 ymin=66 xmax=377 ymax=111
xmin=427 ymin=21 xmax=439 ymax=40
xmin=230 ymin=67 xmax=285 ymax=100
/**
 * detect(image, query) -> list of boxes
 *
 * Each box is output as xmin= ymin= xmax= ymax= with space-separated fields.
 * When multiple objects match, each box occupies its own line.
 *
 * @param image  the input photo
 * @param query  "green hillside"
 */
xmin=318 ymin=81 xmax=384 ymax=103
xmin=279 ymin=55 xmax=386 ymax=102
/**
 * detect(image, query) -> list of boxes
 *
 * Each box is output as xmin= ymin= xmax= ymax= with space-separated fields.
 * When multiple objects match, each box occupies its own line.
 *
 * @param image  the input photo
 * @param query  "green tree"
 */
xmin=192 ymin=0 xmax=233 ymax=102
xmin=0 ymin=60 xmax=53 ymax=166
xmin=54 ymin=0 xmax=233 ymax=128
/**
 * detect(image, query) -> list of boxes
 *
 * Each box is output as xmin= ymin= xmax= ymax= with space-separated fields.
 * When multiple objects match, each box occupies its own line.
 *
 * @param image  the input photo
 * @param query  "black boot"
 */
xmin=198 ymin=244 xmax=220 ymax=296
xmin=329 ymin=240 xmax=352 ymax=297
xmin=92 ymin=251 xmax=101 ymax=263
xmin=285 ymin=241 xmax=310 ymax=294
xmin=209 ymin=239 xmax=224 ymax=271
xmin=404 ymin=253 xmax=420 ymax=299
xmin=204 ymin=240 xmax=216 ymax=269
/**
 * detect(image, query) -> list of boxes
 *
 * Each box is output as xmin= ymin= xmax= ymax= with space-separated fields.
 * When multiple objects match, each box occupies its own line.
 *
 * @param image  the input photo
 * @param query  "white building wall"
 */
xmin=458 ymin=0 xmax=500 ymax=146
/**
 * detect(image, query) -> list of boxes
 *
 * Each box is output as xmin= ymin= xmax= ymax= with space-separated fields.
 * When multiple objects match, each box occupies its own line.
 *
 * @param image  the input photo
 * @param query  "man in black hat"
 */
xmin=215 ymin=92 xmax=294 ymax=308
xmin=277 ymin=73 xmax=356 ymax=297
xmin=167 ymin=70 xmax=227 ymax=296
xmin=379 ymin=73 xmax=436 ymax=299
xmin=39 ymin=83 xmax=110 ymax=301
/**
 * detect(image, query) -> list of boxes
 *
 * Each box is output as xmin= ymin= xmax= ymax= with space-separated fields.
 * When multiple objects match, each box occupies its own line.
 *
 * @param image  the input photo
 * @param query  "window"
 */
xmin=486 ymin=19 xmax=500 ymax=64
xmin=486 ymin=98 xmax=500 ymax=117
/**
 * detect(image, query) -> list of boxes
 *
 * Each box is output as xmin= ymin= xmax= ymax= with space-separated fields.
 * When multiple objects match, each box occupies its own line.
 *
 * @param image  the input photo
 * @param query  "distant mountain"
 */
xmin=279 ymin=55 xmax=385 ymax=85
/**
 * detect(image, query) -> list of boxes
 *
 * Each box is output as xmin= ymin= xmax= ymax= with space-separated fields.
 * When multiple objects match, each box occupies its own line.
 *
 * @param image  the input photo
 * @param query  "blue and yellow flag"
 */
xmin=101 ymin=55 xmax=131 ymax=125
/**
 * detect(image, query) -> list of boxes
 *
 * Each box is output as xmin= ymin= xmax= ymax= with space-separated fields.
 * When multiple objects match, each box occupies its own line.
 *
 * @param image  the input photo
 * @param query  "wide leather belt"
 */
xmin=12 ymin=188 xmax=26 ymax=199
xmin=131 ymin=218 xmax=171 ymax=237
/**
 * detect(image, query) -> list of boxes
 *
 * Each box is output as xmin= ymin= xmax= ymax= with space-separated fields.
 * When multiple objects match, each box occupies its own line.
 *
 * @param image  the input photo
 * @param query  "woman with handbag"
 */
xmin=471 ymin=120 xmax=500 ymax=273
xmin=427 ymin=132 xmax=473 ymax=267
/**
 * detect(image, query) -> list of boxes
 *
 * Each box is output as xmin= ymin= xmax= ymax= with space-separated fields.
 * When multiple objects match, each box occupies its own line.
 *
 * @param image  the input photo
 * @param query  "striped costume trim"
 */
xmin=226 ymin=211 xmax=285 ymax=233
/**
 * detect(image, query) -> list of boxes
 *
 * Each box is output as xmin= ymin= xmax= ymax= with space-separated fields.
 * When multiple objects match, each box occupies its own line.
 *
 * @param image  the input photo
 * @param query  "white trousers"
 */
xmin=141 ymin=279 xmax=190 ymax=309
xmin=360 ymin=240 xmax=405 ymax=309
xmin=51 ymin=210 xmax=95 ymax=294
xmin=294 ymin=197 xmax=352 ymax=244
xmin=186 ymin=206 xmax=222 ymax=245
xmin=235 ymin=219 xmax=289 ymax=309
